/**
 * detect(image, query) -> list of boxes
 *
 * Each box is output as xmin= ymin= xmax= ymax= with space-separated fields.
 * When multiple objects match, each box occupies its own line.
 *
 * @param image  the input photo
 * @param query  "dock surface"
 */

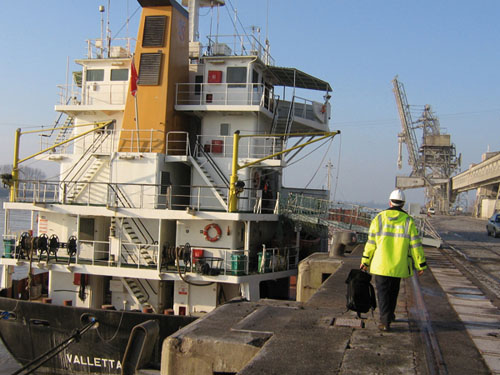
xmin=163 ymin=215 xmax=500 ymax=374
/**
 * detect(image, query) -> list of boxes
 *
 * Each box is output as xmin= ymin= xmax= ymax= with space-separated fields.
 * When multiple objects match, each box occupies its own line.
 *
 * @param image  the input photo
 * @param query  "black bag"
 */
xmin=345 ymin=269 xmax=377 ymax=317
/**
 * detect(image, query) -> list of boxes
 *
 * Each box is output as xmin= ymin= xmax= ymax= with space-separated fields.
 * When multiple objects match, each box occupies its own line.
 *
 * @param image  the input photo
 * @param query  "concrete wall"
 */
xmin=296 ymin=253 xmax=343 ymax=303
xmin=481 ymin=198 xmax=496 ymax=219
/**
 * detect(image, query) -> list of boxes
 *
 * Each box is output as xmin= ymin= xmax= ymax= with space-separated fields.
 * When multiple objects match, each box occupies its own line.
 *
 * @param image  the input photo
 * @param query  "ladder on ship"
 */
xmin=190 ymin=140 xmax=230 ymax=210
xmin=61 ymin=130 xmax=111 ymax=203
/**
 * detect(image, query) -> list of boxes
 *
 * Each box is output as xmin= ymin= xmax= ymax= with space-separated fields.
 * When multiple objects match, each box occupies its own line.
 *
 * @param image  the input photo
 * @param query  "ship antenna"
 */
xmin=99 ymin=5 xmax=105 ymax=58
xmin=106 ymin=0 xmax=111 ymax=57
xmin=265 ymin=0 xmax=270 ymax=64
xmin=126 ymin=0 xmax=130 ymax=53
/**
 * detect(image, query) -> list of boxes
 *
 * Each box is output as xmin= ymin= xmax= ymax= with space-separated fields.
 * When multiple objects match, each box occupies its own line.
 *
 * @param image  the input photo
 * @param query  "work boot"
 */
xmin=378 ymin=323 xmax=390 ymax=332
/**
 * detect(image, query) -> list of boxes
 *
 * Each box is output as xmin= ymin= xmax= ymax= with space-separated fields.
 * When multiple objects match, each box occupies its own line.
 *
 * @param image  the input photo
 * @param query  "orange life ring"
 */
xmin=203 ymin=223 xmax=222 ymax=242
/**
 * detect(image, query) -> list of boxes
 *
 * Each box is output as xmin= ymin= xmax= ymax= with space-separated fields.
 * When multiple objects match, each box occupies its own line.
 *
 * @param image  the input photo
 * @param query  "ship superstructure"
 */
xmin=1 ymin=0 xmax=335 ymax=319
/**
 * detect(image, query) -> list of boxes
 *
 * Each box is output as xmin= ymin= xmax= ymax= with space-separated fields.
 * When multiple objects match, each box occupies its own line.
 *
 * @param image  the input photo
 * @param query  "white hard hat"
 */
xmin=389 ymin=189 xmax=405 ymax=206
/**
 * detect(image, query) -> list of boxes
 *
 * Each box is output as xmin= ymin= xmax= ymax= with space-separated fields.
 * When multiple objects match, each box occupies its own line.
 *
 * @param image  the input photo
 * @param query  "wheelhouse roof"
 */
xmin=266 ymin=66 xmax=332 ymax=92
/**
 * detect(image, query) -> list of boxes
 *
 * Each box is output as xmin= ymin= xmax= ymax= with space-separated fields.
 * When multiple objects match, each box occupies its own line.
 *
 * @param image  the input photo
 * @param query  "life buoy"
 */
xmin=203 ymin=223 xmax=222 ymax=242
xmin=252 ymin=170 xmax=261 ymax=189
xmin=321 ymin=104 xmax=326 ymax=113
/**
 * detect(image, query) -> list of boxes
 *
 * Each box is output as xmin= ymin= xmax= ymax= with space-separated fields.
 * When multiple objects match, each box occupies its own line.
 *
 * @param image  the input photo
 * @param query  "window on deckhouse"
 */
xmin=86 ymin=69 xmax=104 ymax=81
xmin=111 ymin=69 xmax=128 ymax=81
xmin=227 ymin=67 xmax=247 ymax=88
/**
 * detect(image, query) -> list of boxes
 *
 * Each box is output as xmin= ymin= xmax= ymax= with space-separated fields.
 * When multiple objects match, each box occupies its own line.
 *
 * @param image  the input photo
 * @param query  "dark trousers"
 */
xmin=375 ymin=275 xmax=401 ymax=326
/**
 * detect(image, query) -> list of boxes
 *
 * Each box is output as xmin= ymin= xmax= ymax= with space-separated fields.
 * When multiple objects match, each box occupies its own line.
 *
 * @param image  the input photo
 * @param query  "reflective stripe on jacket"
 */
xmin=362 ymin=207 xmax=427 ymax=278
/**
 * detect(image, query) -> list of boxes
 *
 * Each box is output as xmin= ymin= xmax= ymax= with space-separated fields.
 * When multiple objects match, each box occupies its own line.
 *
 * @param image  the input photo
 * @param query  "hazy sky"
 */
xmin=0 ymin=0 xmax=498 ymax=206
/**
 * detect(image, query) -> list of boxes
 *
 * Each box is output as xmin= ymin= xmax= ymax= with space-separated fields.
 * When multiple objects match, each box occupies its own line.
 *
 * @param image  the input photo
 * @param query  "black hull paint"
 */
xmin=0 ymin=297 xmax=196 ymax=374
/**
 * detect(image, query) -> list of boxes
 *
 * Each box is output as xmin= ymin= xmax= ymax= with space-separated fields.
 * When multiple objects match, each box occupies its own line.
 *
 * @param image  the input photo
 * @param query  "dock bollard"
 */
xmin=329 ymin=231 xmax=357 ymax=257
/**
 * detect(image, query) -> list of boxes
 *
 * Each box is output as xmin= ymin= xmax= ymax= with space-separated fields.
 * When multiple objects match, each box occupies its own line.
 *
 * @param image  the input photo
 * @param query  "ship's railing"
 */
xmin=82 ymin=82 xmax=129 ymax=106
xmin=11 ymin=180 xmax=278 ymax=214
xmin=278 ymin=97 xmax=329 ymax=125
xmin=68 ymin=240 xmax=296 ymax=276
xmin=56 ymin=82 xmax=128 ymax=106
xmin=193 ymin=135 xmax=283 ymax=159
xmin=166 ymin=131 xmax=191 ymax=156
xmin=15 ymin=181 xmax=61 ymax=203
xmin=56 ymin=85 xmax=82 ymax=106
xmin=76 ymin=239 xmax=160 ymax=270
xmin=202 ymin=34 xmax=275 ymax=65
xmin=175 ymin=83 xmax=277 ymax=110
xmin=185 ymin=245 xmax=298 ymax=276
xmin=119 ymin=242 xmax=159 ymax=269
xmin=85 ymin=38 xmax=135 ymax=59
xmin=40 ymin=128 xmax=115 ymax=155
xmin=118 ymin=129 xmax=166 ymax=153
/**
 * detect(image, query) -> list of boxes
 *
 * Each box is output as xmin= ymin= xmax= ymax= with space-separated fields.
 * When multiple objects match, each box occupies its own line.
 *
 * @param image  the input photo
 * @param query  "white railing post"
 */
xmin=197 ymin=187 xmax=201 ymax=210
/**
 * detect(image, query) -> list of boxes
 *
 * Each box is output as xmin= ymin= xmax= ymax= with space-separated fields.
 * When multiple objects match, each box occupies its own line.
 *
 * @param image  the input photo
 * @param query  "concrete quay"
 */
xmin=161 ymin=244 xmax=494 ymax=375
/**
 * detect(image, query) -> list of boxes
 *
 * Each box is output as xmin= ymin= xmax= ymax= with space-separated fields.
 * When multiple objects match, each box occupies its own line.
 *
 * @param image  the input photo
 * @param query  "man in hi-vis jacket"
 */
xmin=360 ymin=189 xmax=427 ymax=331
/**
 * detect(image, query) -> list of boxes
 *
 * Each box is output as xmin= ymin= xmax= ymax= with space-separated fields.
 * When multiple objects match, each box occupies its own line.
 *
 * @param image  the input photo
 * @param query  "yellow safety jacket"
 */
xmin=362 ymin=207 xmax=427 ymax=278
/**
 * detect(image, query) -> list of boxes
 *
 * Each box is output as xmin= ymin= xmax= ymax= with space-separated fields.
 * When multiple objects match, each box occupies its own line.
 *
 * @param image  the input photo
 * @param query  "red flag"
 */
xmin=130 ymin=58 xmax=138 ymax=97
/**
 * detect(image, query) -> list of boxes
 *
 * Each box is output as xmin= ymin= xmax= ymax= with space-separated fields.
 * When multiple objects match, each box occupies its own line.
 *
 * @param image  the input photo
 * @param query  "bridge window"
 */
xmin=86 ymin=69 xmax=104 ymax=82
xmin=111 ymin=69 xmax=129 ymax=81
xmin=227 ymin=67 xmax=247 ymax=87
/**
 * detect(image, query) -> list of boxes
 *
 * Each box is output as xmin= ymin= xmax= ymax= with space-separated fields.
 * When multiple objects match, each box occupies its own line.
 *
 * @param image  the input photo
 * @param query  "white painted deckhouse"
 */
xmin=1 ymin=0 xmax=336 ymax=317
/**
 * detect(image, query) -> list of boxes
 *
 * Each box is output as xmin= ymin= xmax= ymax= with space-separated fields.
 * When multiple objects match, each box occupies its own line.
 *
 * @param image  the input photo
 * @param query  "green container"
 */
xmin=3 ymin=239 xmax=15 ymax=258
xmin=231 ymin=254 xmax=246 ymax=276
xmin=257 ymin=251 xmax=272 ymax=273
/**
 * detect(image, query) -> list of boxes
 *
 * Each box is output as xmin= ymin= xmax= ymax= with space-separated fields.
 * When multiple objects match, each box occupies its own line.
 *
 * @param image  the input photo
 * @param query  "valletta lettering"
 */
xmin=66 ymin=354 xmax=122 ymax=370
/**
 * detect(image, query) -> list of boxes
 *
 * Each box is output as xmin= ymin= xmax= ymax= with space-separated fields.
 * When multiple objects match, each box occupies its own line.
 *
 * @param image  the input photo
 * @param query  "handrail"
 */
xmin=109 ymin=184 xmax=156 ymax=244
xmin=283 ymin=96 xmax=296 ymax=144
xmin=196 ymin=140 xmax=230 ymax=188
xmin=10 ymin=121 xmax=113 ymax=202
xmin=270 ymin=97 xmax=281 ymax=134
xmin=175 ymin=82 xmax=275 ymax=109
xmin=166 ymin=131 xmax=191 ymax=156
xmin=61 ymin=131 xmax=111 ymax=197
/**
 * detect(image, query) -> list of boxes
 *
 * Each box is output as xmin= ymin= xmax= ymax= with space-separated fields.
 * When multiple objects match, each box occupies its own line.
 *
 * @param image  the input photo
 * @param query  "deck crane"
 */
xmin=392 ymin=76 xmax=461 ymax=213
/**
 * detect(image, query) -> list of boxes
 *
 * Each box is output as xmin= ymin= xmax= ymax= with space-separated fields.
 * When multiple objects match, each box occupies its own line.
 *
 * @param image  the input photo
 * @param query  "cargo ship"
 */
xmin=0 ymin=0 xmax=336 ymax=373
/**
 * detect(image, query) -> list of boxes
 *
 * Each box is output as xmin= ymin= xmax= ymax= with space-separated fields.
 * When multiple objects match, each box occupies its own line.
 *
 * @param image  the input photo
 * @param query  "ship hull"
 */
xmin=0 ymin=297 xmax=196 ymax=374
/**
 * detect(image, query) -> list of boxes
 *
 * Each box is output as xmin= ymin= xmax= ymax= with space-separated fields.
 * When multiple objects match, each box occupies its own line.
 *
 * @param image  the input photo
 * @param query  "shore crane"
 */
xmin=392 ymin=76 xmax=461 ymax=213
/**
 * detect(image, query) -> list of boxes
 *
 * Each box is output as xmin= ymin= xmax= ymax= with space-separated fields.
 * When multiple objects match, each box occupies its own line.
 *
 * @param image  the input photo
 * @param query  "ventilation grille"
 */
xmin=142 ymin=16 xmax=168 ymax=47
xmin=138 ymin=53 xmax=162 ymax=85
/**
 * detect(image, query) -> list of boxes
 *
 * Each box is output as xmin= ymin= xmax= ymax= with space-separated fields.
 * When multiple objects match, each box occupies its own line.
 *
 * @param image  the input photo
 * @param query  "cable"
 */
xmin=333 ymin=133 xmax=342 ymax=201
xmin=96 ymin=311 xmax=125 ymax=343
xmin=287 ymin=138 xmax=332 ymax=167
xmin=304 ymin=138 xmax=333 ymax=189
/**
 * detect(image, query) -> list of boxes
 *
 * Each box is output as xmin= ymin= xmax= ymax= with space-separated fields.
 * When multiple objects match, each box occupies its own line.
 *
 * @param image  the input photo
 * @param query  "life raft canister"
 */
xmin=203 ymin=223 xmax=222 ymax=242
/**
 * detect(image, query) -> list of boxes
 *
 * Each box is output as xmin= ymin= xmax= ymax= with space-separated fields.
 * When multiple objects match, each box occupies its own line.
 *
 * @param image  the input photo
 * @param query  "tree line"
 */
xmin=0 ymin=164 xmax=46 ymax=196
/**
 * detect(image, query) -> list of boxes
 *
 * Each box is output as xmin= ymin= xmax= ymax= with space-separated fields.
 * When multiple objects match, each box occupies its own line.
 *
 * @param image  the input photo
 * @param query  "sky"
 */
xmin=1 ymin=0 xmax=499 ymax=207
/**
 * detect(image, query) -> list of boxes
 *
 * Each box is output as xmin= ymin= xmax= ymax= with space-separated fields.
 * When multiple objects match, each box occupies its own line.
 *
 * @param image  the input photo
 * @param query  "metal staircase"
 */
xmin=62 ymin=131 xmax=111 ymax=203
xmin=122 ymin=277 xmax=155 ymax=312
xmin=53 ymin=115 xmax=74 ymax=150
xmin=271 ymin=97 xmax=295 ymax=144
xmin=122 ymin=218 xmax=156 ymax=266
xmin=189 ymin=144 xmax=230 ymax=210
xmin=108 ymin=185 xmax=157 ymax=267
xmin=65 ymin=157 xmax=107 ymax=203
